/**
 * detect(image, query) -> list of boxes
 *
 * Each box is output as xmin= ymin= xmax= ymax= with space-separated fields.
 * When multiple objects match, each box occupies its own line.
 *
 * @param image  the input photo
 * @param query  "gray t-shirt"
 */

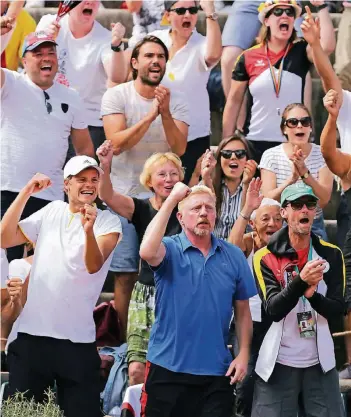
xmin=101 ymin=81 xmax=189 ymax=197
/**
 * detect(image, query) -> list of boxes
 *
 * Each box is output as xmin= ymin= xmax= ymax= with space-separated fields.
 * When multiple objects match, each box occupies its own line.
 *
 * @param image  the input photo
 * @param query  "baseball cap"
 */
xmin=22 ymin=31 xmax=58 ymax=57
xmin=63 ymin=156 xmax=104 ymax=179
xmin=281 ymin=183 xmax=318 ymax=207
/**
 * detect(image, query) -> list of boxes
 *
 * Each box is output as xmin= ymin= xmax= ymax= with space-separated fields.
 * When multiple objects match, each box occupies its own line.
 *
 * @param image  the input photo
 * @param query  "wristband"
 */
xmin=239 ymin=212 xmax=250 ymax=221
xmin=316 ymin=3 xmax=328 ymax=11
xmin=111 ymin=42 xmax=124 ymax=52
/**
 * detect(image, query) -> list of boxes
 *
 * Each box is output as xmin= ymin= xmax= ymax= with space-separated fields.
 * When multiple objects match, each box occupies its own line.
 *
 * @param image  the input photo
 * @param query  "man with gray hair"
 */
xmin=139 ymin=182 xmax=257 ymax=417
xmin=228 ymin=177 xmax=283 ymax=417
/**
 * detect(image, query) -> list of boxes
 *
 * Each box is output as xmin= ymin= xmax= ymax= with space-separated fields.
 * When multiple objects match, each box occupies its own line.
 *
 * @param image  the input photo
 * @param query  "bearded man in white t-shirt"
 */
xmin=0 ymin=156 xmax=122 ymax=417
xmin=37 ymin=0 xmax=127 ymax=157
xmin=1 ymin=29 xmax=95 ymax=262
xmin=100 ymin=34 xmax=189 ymax=342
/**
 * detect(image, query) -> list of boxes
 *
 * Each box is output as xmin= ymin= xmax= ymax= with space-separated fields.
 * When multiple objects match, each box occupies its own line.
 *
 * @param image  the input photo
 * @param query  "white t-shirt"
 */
xmin=1 ymin=69 xmax=87 ymax=201
xmin=150 ymin=29 xmax=215 ymax=142
xmin=101 ymin=81 xmax=189 ymax=197
xmin=16 ymin=201 xmax=122 ymax=343
xmin=277 ymin=296 xmax=319 ymax=367
xmin=1 ymin=249 xmax=9 ymax=284
xmin=338 ymin=90 xmax=351 ymax=154
xmin=37 ymin=14 xmax=112 ymax=127
xmin=260 ymin=143 xmax=326 ymax=217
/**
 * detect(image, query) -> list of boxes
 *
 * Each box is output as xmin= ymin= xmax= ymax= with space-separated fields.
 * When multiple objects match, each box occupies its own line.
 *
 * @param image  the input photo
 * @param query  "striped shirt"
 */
xmin=260 ymin=143 xmax=326 ymax=217
xmin=214 ymin=183 xmax=243 ymax=240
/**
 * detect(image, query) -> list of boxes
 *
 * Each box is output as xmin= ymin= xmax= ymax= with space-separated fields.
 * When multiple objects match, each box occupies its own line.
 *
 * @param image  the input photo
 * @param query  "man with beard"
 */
xmin=252 ymin=182 xmax=345 ymax=416
xmin=101 ymin=35 xmax=188 ymax=341
xmin=139 ymin=183 xmax=256 ymax=417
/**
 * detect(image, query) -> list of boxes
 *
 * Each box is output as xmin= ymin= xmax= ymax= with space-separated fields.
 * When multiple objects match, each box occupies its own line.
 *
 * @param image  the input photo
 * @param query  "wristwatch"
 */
xmin=301 ymin=170 xmax=310 ymax=180
xmin=111 ymin=42 xmax=124 ymax=52
xmin=206 ymin=12 xmax=219 ymax=21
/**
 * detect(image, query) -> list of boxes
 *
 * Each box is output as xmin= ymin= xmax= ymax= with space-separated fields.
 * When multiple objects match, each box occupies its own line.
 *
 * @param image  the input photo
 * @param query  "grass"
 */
xmin=2 ymin=389 xmax=64 ymax=417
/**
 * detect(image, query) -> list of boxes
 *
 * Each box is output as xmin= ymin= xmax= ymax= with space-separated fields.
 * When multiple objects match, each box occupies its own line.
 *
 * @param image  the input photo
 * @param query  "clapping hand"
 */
xmin=243 ymin=178 xmax=264 ymax=214
xmin=290 ymin=146 xmax=308 ymax=177
xmin=201 ymin=149 xmax=217 ymax=180
xmin=242 ymin=160 xmax=258 ymax=185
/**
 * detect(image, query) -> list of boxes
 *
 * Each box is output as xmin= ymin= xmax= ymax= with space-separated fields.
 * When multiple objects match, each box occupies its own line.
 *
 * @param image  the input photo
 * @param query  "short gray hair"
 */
xmin=251 ymin=198 xmax=281 ymax=220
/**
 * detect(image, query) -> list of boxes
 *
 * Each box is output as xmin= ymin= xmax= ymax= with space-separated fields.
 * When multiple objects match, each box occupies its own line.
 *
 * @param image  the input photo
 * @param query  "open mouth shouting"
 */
xmin=149 ymin=65 xmax=161 ymax=75
xmin=82 ymin=7 xmax=93 ymax=16
xmin=299 ymin=216 xmax=310 ymax=225
xmin=80 ymin=190 xmax=95 ymax=197
xmin=40 ymin=64 xmax=52 ymax=74
xmin=182 ymin=21 xmax=192 ymax=29
xmin=279 ymin=22 xmax=290 ymax=34
xmin=229 ymin=162 xmax=239 ymax=169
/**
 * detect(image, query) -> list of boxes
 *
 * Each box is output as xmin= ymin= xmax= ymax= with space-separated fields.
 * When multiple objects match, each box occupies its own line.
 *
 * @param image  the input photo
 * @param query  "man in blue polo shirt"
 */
xmin=139 ymin=182 xmax=257 ymax=417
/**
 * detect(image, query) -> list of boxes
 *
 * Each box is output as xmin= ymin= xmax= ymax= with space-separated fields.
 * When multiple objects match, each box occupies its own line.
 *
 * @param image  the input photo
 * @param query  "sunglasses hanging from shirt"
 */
xmin=56 ymin=0 xmax=82 ymax=22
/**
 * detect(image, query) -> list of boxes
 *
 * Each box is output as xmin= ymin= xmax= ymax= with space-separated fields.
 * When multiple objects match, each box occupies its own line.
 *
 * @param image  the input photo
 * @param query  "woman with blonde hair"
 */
xmin=223 ymin=0 xmax=335 ymax=162
xmin=97 ymin=141 xmax=184 ymax=386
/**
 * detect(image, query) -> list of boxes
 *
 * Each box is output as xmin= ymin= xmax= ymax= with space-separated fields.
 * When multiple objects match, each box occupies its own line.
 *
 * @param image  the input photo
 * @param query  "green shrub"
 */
xmin=1 ymin=389 xmax=64 ymax=417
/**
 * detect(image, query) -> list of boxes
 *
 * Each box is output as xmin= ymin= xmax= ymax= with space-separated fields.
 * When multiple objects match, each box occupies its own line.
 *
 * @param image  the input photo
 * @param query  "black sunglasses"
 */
xmin=43 ymin=91 xmax=52 ymax=115
xmin=286 ymin=200 xmax=318 ymax=211
xmin=220 ymin=149 xmax=248 ymax=160
xmin=285 ymin=117 xmax=312 ymax=128
xmin=271 ymin=7 xmax=295 ymax=18
xmin=169 ymin=6 xmax=198 ymax=15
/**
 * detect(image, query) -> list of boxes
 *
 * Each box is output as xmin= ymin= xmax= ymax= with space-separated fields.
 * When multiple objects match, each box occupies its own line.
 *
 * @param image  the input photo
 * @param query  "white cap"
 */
xmin=251 ymin=198 xmax=281 ymax=220
xmin=63 ymin=156 xmax=104 ymax=179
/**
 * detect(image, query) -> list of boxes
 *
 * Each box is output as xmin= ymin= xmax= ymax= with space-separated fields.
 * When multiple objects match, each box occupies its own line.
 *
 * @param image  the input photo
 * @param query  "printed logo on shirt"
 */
xmin=61 ymin=103 xmax=69 ymax=113
xmin=254 ymin=59 xmax=265 ymax=67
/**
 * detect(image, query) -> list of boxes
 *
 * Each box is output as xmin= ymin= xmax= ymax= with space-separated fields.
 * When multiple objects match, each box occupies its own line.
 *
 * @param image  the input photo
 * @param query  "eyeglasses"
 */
xmin=169 ymin=6 xmax=198 ymax=15
xmin=271 ymin=7 xmax=295 ymax=18
xmin=286 ymin=200 xmax=318 ymax=211
xmin=43 ymin=91 xmax=52 ymax=115
xmin=220 ymin=149 xmax=247 ymax=160
xmin=284 ymin=117 xmax=312 ymax=128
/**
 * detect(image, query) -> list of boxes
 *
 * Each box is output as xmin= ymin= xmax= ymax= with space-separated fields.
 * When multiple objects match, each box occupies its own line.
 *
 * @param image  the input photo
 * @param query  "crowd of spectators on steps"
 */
xmin=1 ymin=0 xmax=351 ymax=416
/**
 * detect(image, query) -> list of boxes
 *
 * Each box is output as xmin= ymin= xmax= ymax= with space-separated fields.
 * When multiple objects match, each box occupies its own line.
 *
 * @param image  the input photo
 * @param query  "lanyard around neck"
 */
xmin=294 ymin=239 xmax=313 ymax=308
xmin=265 ymin=42 xmax=291 ymax=98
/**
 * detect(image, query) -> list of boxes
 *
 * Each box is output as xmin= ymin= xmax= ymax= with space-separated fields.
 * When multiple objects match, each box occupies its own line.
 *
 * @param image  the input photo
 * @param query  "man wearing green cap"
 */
xmin=251 ymin=182 xmax=345 ymax=416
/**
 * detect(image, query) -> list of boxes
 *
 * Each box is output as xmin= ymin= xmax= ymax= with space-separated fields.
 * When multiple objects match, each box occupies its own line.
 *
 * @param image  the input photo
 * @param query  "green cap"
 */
xmin=281 ymin=183 xmax=318 ymax=206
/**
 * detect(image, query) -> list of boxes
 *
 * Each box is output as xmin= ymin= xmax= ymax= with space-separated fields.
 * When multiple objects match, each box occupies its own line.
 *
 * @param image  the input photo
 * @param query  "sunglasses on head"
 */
xmin=284 ymin=117 xmax=312 ymax=128
xmin=43 ymin=91 xmax=52 ymax=115
xmin=169 ymin=6 xmax=198 ymax=15
xmin=286 ymin=199 xmax=318 ymax=211
xmin=220 ymin=149 xmax=247 ymax=160
xmin=271 ymin=7 xmax=295 ymax=18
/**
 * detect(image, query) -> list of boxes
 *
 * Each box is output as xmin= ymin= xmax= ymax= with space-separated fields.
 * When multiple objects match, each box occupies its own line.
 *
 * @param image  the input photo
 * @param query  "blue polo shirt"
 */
xmin=147 ymin=231 xmax=257 ymax=376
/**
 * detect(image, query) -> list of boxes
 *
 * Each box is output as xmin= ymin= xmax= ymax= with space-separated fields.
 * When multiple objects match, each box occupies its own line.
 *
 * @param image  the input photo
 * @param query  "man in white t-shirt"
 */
xmin=1 ymin=30 xmax=94 ymax=262
xmin=0 ymin=156 xmax=122 ymax=417
xmin=37 ymin=0 xmax=127 ymax=156
xmin=101 ymin=34 xmax=189 ymax=341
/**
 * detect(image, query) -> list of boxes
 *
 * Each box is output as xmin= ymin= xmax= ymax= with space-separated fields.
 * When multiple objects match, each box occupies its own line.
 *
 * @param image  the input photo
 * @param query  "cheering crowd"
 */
xmin=1 ymin=0 xmax=351 ymax=416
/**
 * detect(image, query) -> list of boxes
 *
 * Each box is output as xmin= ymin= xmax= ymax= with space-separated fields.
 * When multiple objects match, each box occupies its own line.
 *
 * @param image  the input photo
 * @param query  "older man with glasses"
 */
xmin=252 ymin=182 xmax=345 ymax=416
xmin=0 ymin=30 xmax=94 ymax=262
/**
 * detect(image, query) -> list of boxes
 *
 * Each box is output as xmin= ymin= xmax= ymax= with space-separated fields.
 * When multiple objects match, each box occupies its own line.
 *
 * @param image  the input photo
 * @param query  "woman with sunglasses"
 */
xmin=148 ymin=0 xmax=222 ymax=184
xmin=260 ymin=103 xmax=333 ymax=240
xmin=203 ymin=135 xmax=258 ymax=240
xmin=223 ymin=0 xmax=335 ymax=162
